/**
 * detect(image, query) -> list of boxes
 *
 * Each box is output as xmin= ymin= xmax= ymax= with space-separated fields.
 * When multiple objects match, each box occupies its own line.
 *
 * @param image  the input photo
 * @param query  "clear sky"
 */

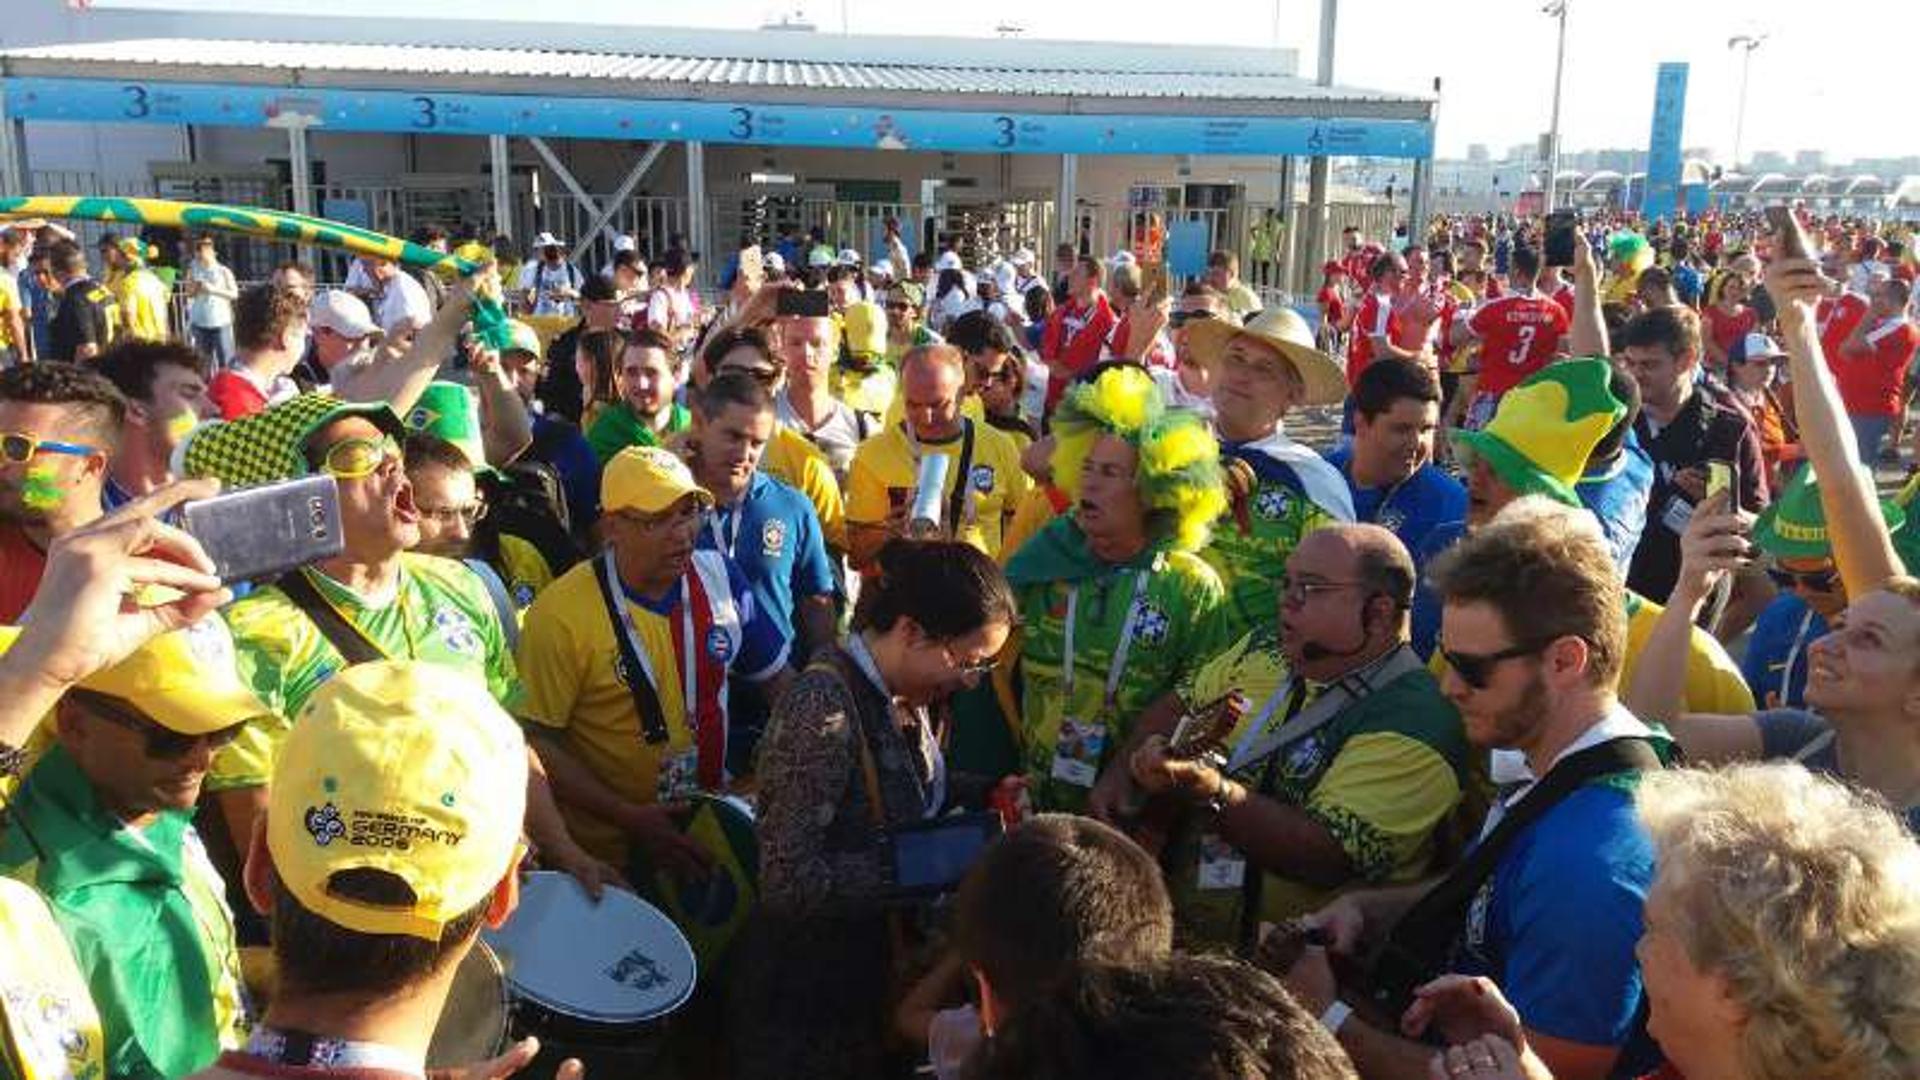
xmin=106 ymin=0 xmax=1920 ymax=164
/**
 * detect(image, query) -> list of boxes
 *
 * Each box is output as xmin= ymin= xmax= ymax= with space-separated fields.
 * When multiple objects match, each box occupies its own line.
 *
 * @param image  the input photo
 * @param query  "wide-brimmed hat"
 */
xmin=1183 ymin=306 xmax=1347 ymax=407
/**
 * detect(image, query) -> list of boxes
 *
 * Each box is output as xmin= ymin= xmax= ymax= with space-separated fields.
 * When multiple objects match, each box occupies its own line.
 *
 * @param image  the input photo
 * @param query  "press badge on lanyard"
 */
xmin=1196 ymin=832 xmax=1247 ymax=890
xmin=1050 ymin=571 xmax=1149 ymax=788
xmin=600 ymin=548 xmax=707 ymax=803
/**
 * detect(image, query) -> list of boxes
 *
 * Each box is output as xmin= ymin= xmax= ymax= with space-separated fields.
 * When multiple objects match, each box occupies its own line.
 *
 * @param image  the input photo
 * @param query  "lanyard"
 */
xmin=245 ymin=1028 xmax=424 ymax=1078
xmin=707 ymin=503 xmax=746 ymax=559
xmin=1061 ymin=569 xmax=1150 ymax=714
xmin=844 ymin=632 xmax=946 ymax=818
xmin=599 ymin=548 xmax=695 ymax=741
xmin=1780 ymin=606 xmax=1817 ymax=707
xmin=302 ymin=569 xmax=420 ymax=659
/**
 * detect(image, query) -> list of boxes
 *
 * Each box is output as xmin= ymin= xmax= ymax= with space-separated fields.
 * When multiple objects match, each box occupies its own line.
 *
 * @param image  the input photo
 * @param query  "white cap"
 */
xmin=309 ymin=290 xmax=382 ymax=340
xmin=612 ymin=234 xmax=637 ymax=253
xmin=1109 ymin=249 xmax=1138 ymax=267
xmin=870 ymin=258 xmax=895 ymax=278
xmin=532 ymin=231 xmax=564 ymax=249
xmin=837 ymin=248 xmax=863 ymax=266
xmin=1011 ymin=247 xmax=1036 ymax=267
xmin=807 ymin=248 xmax=834 ymax=268
xmin=934 ymin=250 xmax=963 ymax=271
xmin=763 ymin=251 xmax=787 ymax=272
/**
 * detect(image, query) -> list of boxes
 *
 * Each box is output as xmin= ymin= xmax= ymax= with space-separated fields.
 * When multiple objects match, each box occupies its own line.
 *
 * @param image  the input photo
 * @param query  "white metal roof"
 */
xmin=0 ymin=36 xmax=1432 ymax=116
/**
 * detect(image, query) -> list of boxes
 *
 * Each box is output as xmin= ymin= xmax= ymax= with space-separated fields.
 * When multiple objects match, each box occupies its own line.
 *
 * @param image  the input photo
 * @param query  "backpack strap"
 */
xmin=275 ymin=570 xmax=387 ymax=666
xmin=462 ymin=558 xmax=522 ymax=653
xmin=1364 ymin=736 xmax=1664 ymax=1018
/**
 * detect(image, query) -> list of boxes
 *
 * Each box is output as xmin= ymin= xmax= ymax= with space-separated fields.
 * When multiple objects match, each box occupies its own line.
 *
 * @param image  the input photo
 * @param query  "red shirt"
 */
xmin=1550 ymin=283 xmax=1576 ymax=316
xmin=1469 ymin=292 xmax=1571 ymax=396
xmin=1817 ymin=293 xmax=1870 ymax=363
xmin=1341 ymin=249 xmax=1374 ymax=283
xmin=1347 ymin=291 xmax=1400 ymax=388
xmin=1834 ymin=318 xmax=1920 ymax=417
xmin=0 ymin=524 xmax=47 ymax=623
xmin=1701 ymin=304 xmax=1757 ymax=359
xmin=1040 ymin=293 xmax=1117 ymax=409
xmin=207 ymin=368 xmax=270 ymax=421
xmin=1317 ymin=286 xmax=1348 ymax=331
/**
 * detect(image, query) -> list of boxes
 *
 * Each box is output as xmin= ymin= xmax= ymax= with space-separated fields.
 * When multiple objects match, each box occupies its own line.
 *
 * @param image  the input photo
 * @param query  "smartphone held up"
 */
xmin=180 ymin=475 xmax=345 ymax=585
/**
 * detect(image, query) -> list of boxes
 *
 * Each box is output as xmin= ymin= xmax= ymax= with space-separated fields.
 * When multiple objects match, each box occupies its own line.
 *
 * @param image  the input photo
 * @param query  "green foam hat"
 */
xmin=405 ymin=381 xmax=491 ymax=475
xmin=1754 ymin=465 xmax=1905 ymax=561
xmin=1452 ymin=358 xmax=1625 ymax=507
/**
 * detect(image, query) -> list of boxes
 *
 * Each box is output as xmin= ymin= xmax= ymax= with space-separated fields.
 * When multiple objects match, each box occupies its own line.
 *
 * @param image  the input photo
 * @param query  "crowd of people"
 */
xmin=0 ymin=198 xmax=1918 ymax=1080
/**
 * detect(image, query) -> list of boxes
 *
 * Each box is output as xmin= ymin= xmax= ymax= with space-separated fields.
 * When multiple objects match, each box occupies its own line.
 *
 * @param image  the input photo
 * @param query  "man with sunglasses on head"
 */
xmin=0 ymin=362 xmax=122 ymax=622
xmin=1126 ymin=523 xmax=1468 ymax=952
xmin=517 ymin=446 xmax=794 ymax=878
xmin=178 ymin=395 xmax=612 ymax=895
xmin=1149 ymin=285 xmax=1228 ymax=418
xmin=1280 ymin=499 xmax=1666 ymax=1080
xmin=0 ymin=621 xmax=267 ymax=1080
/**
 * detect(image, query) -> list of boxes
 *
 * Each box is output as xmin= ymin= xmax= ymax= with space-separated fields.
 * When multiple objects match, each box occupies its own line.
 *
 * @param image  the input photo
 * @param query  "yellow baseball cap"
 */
xmin=268 ymin=661 xmax=528 ymax=941
xmin=601 ymin=446 xmax=713 ymax=516
xmin=75 ymin=618 xmax=269 ymax=736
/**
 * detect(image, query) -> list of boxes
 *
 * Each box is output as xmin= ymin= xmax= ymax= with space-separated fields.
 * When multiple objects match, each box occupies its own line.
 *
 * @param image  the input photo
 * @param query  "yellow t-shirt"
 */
xmin=517 ymin=560 xmax=699 ymax=865
xmin=497 ymin=533 xmax=555 ymax=609
xmin=846 ymin=418 xmax=1029 ymax=560
xmin=0 ymin=278 xmax=19 ymax=351
xmin=1623 ymin=593 xmax=1755 ymax=715
xmin=113 ymin=269 xmax=170 ymax=343
xmin=759 ymin=427 xmax=846 ymax=554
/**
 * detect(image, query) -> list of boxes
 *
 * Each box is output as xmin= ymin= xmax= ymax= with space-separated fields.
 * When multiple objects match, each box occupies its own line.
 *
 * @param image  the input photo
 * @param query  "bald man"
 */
xmin=1124 ymin=524 xmax=1472 ymax=950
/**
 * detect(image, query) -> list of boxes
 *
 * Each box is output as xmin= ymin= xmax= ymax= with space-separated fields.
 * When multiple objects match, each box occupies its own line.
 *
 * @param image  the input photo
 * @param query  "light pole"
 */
xmin=1727 ymin=34 xmax=1767 ymax=171
xmin=1542 ymin=0 xmax=1569 ymax=213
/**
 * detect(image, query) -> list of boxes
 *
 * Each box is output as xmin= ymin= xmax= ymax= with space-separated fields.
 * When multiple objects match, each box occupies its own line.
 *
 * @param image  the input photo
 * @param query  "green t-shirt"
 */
xmin=1202 ymin=465 xmax=1341 ymax=642
xmin=1008 ymin=517 xmax=1230 ymax=814
xmin=0 ymin=747 xmax=247 ymax=1080
xmin=212 ymin=554 xmax=523 ymax=791
xmin=1165 ymin=629 xmax=1469 ymax=946
xmin=587 ymin=400 xmax=692 ymax=465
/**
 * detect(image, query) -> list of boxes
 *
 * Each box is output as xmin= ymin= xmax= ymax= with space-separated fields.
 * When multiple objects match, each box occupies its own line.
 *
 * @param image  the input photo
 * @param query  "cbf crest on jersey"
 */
xmin=761 ymin=518 xmax=787 ymax=558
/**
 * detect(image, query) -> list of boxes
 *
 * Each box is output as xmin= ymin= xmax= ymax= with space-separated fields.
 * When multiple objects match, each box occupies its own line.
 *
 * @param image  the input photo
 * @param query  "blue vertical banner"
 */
xmin=1642 ymin=62 xmax=1689 ymax=223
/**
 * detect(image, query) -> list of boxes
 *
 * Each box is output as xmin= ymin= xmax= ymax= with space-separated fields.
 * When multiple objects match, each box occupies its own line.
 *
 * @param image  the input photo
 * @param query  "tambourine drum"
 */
xmin=427 ymin=940 xmax=509 ymax=1070
xmin=646 ymin=793 xmax=760 ymax=971
xmin=483 ymin=871 xmax=696 ymax=1068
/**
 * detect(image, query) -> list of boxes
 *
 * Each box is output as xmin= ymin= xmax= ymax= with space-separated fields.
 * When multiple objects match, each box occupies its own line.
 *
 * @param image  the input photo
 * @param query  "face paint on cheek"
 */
xmin=21 ymin=465 xmax=64 ymax=511
xmin=166 ymin=410 xmax=199 ymax=444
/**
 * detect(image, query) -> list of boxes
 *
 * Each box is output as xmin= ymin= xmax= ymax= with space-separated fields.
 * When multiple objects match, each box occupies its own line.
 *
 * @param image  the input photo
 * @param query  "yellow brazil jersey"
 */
xmin=1623 ymin=593 xmax=1755 ymax=715
xmin=518 ymin=558 xmax=746 ymax=866
xmin=0 ymin=277 xmax=18 ymax=351
xmin=497 ymin=533 xmax=555 ymax=609
xmin=846 ymin=418 xmax=1029 ymax=560
xmin=758 ymin=427 xmax=846 ymax=553
xmin=114 ymin=268 xmax=170 ymax=343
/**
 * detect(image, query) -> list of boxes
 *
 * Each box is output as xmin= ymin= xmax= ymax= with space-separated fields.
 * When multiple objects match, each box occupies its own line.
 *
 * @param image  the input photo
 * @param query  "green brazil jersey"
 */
xmin=1203 ymin=461 xmax=1342 ymax=641
xmin=1008 ymin=517 xmax=1230 ymax=815
xmin=212 ymin=554 xmax=523 ymax=791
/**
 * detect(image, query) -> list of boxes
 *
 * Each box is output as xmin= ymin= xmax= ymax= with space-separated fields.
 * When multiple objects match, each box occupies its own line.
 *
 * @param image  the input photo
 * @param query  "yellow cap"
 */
xmin=75 ymin=618 xmax=269 ymax=736
xmin=268 ymin=662 xmax=528 ymax=941
xmin=505 ymin=320 xmax=543 ymax=361
xmin=601 ymin=446 xmax=713 ymax=516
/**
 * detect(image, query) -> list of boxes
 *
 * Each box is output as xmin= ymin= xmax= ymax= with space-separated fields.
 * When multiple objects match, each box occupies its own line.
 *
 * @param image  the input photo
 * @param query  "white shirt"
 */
xmin=515 ymin=259 xmax=583 ymax=317
xmin=775 ymin=391 xmax=864 ymax=480
xmin=186 ymin=261 xmax=237 ymax=328
xmin=375 ymin=271 xmax=432 ymax=338
xmin=1151 ymin=366 xmax=1214 ymax=418
xmin=1483 ymin=704 xmax=1654 ymax=833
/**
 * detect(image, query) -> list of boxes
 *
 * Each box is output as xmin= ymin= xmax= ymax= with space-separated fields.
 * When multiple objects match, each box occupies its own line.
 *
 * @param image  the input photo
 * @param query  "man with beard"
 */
xmin=1282 ymin=500 xmax=1665 ymax=1080
xmin=1182 ymin=308 xmax=1356 ymax=642
xmin=0 ymin=624 xmax=267 ymax=1080
xmin=1322 ymin=360 xmax=1464 ymax=568
xmin=97 ymin=341 xmax=217 ymax=509
xmin=177 ymin=395 xmax=608 ymax=892
xmin=587 ymin=328 xmax=691 ymax=465
xmin=517 ymin=446 xmax=793 ymax=873
xmin=1127 ymin=523 xmax=1468 ymax=951
xmin=0 ymin=362 xmax=122 ymax=622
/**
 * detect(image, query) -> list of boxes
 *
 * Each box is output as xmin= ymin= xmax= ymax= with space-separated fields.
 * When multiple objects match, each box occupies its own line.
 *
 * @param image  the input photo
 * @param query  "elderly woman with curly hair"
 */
xmin=1417 ymin=761 xmax=1920 ymax=1080
xmin=1003 ymin=363 xmax=1233 ymax=816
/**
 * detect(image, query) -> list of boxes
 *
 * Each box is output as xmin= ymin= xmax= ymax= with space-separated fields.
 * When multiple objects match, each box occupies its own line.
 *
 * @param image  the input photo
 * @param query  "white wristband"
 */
xmin=1319 ymin=1000 xmax=1353 ymax=1036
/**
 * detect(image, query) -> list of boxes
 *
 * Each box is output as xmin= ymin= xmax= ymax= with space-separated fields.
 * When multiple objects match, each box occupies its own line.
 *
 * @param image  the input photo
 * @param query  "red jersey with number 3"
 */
xmin=1469 ymin=292 xmax=1570 ymax=396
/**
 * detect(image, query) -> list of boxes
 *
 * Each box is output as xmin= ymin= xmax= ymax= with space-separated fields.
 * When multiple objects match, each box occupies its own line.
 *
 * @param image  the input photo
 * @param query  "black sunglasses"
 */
xmin=1169 ymin=310 xmax=1219 ymax=329
xmin=1440 ymin=640 xmax=1549 ymax=690
xmin=72 ymin=689 xmax=246 ymax=759
xmin=1766 ymin=565 xmax=1840 ymax=592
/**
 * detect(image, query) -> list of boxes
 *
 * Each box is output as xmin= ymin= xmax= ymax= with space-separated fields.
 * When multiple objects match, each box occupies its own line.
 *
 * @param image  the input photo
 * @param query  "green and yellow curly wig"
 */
xmin=1607 ymin=231 xmax=1654 ymax=275
xmin=1050 ymin=365 xmax=1228 ymax=553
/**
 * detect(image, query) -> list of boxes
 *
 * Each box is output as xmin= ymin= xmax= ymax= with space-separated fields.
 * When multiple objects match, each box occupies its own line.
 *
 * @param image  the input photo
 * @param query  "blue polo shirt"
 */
xmin=1456 ymin=782 xmax=1655 ymax=1058
xmin=1576 ymin=438 xmax=1654 ymax=574
xmin=1323 ymin=447 xmax=1467 ymax=565
xmin=1409 ymin=520 xmax=1466 ymax=659
xmin=695 ymin=471 xmax=836 ymax=643
xmin=1742 ymin=593 xmax=1827 ymax=711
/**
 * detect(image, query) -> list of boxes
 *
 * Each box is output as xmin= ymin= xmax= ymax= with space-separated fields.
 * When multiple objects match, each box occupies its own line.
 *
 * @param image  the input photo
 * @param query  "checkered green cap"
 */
xmin=179 ymin=393 xmax=404 ymax=488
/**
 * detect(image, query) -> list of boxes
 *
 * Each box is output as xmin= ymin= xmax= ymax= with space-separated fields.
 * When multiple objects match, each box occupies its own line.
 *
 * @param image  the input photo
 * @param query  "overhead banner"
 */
xmin=1641 ymin=62 xmax=1688 ymax=223
xmin=3 ymin=76 xmax=1435 ymax=159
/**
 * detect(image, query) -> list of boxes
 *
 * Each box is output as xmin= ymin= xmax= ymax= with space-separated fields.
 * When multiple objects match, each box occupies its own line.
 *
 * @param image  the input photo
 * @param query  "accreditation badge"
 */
xmin=1049 ymin=715 xmax=1107 ymax=788
xmin=657 ymin=748 xmax=700 ymax=803
xmin=1195 ymin=831 xmax=1248 ymax=891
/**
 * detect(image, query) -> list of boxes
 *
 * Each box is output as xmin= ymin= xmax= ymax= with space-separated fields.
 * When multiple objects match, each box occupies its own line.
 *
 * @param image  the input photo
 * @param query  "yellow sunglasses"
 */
xmin=321 ymin=435 xmax=401 ymax=480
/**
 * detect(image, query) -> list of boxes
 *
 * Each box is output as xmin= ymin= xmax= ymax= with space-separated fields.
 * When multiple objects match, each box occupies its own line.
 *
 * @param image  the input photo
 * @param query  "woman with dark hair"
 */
xmin=733 ymin=538 xmax=1016 ymax=1080
xmin=931 ymin=267 xmax=975 ymax=334
xmin=572 ymin=327 xmax=622 ymax=430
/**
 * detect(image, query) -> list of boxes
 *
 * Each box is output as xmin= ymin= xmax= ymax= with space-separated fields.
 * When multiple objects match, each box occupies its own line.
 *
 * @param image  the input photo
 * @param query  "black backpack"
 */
xmin=475 ymin=460 xmax=583 ymax=579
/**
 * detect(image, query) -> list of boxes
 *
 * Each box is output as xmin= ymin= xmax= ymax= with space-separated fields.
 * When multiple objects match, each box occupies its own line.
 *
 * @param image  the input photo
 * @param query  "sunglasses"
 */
xmin=1440 ymin=640 xmax=1549 ymax=690
xmin=1169 ymin=310 xmax=1219 ymax=329
xmin=321 ymin=435 xmax=401 ymax=480
xmin=1 ymin=432 xmax=99 ymax=464
xmin=941 ymin=642 xmax=1000 ymax=677
xmin=1766 ymin=565 xmax=1840 ymax=592
xmin=74 ymin=690 xmax=246 ymax=759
